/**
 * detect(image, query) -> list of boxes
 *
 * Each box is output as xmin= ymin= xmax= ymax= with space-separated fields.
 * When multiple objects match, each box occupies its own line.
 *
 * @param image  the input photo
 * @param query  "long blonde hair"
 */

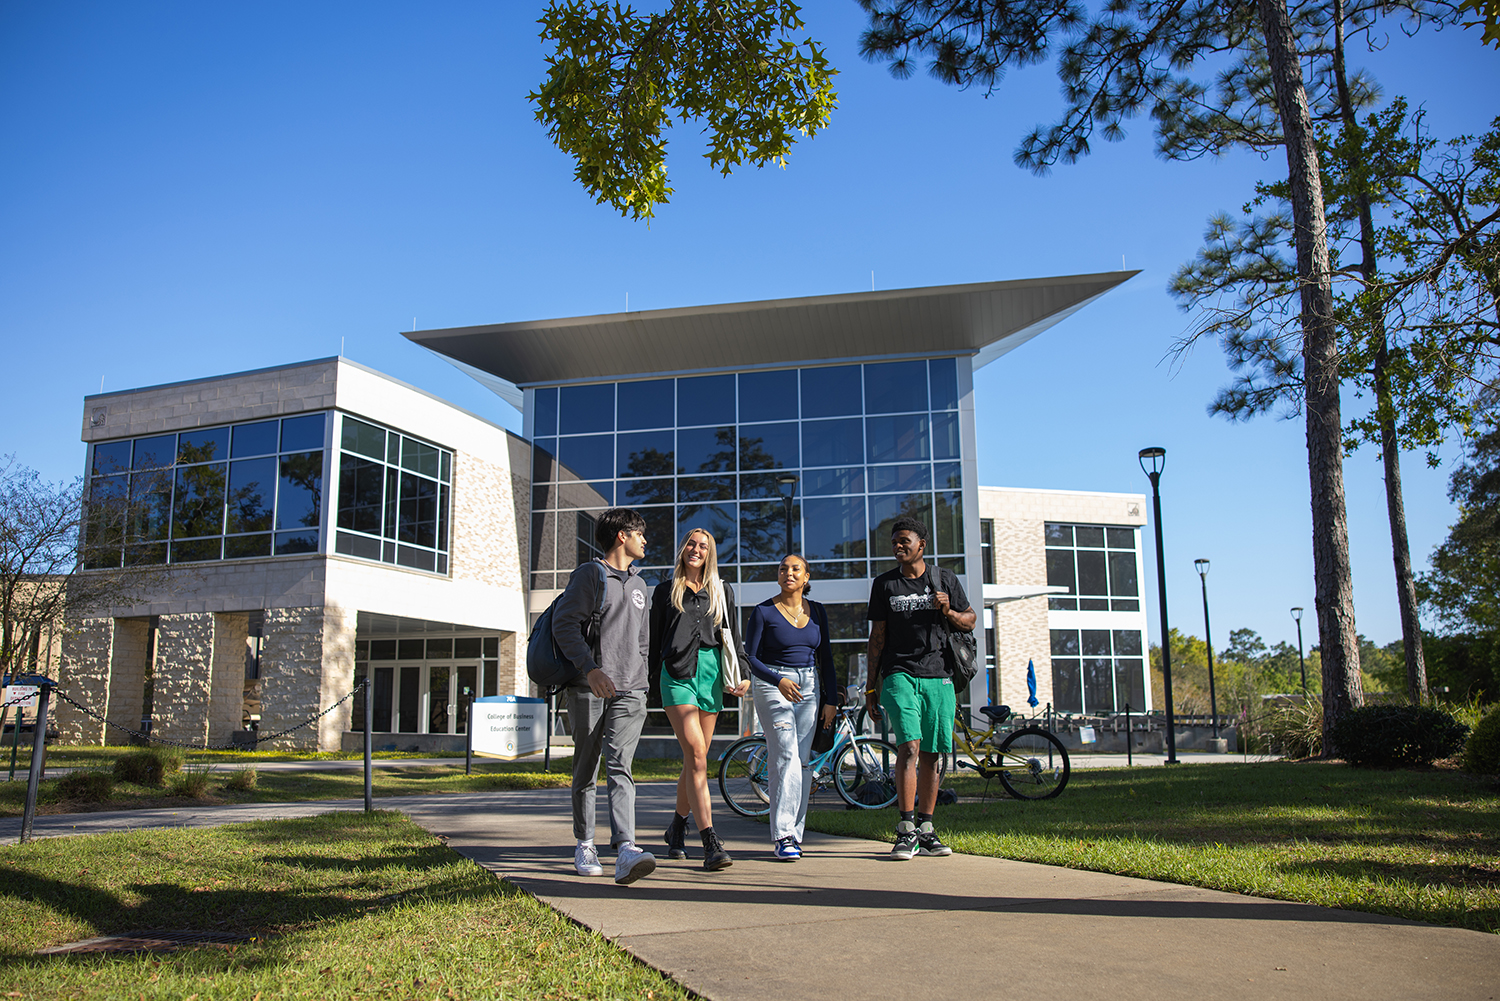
xmin=670 ymin=528 xmax=725 ymax=624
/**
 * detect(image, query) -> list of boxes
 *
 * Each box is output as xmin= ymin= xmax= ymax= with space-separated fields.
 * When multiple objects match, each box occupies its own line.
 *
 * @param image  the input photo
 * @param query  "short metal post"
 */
xmin=1125 ymin=703 xmax=1133 ymax=767
xmin=363 ymin=677 xmax=373 ymax=814
xmin=464 ymin=691 xmax=473 ymax=776
xmin=20 ymin=684 xmax=52 ymax=844
xmin=543 ymin=691 xmax=553 ymax=773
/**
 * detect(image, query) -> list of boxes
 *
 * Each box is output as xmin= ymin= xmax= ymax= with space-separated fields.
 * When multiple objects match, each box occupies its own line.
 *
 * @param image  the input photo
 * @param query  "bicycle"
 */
xmin=950 ymin=705 xmax=1070 ymax=799
xmin=718 ymin=705 xmax=900 ymax=816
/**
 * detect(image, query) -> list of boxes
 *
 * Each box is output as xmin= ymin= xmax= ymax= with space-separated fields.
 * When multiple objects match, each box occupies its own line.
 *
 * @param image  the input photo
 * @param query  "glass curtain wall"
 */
xmin=335 ymin=416 xmax=453 ymax=574
xmin=1044 ymin=522 xmax=1147 ymax=715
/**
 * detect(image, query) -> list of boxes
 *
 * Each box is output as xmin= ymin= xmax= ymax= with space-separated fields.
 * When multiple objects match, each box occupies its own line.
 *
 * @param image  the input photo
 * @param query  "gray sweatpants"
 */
xmin=566 ymin=687 xmax=647 ymax=848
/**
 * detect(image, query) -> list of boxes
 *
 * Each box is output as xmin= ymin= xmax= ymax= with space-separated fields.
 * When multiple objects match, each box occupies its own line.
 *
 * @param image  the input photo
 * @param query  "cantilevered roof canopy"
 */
xmin=405 ymin=271 xmax=1137 ymax=405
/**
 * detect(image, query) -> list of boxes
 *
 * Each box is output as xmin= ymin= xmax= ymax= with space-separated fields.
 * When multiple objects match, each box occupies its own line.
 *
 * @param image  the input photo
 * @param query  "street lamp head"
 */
xmin=1291 ymin=606 xmax=1303 ymax=621
xmin=1194 ymin=558 xmax=1210 ymax=576
xmin=777 ymin=473 xmax=799 ymax=499
xmin=1138 ymin=446 xmax=1166 ymax=476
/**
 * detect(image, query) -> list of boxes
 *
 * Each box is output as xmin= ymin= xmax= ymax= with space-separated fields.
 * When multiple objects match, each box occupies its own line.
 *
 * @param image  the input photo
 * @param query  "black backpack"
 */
xmin=527 ymin=562 xmax=608 ymax=692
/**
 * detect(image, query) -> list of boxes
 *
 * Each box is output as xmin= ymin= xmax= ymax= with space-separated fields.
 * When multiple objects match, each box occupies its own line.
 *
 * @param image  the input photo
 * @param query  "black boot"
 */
xmin=701 ymin=827 xmax=732 ymax=871
xmin=664 ymin=813 xmax=690 ymax=860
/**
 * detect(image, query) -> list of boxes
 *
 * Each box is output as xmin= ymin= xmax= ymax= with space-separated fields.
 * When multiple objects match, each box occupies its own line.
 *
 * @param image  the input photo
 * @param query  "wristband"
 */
xmin=864 ymin=687 xmax=878 ymax=696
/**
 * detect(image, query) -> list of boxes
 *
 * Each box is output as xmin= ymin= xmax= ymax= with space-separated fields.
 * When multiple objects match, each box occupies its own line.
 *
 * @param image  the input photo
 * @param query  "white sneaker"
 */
xmin=614 ymin=843 xmax=657 ymax=885
xmin=574 ymin=843 xmax=604 ymax=877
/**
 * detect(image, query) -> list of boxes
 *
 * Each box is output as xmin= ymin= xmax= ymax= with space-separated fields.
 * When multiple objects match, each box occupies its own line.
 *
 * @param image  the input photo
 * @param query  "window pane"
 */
xmin=1106 ymin=527 xmax=1135 ymax=549
xmin=1045 ymin=549 xmax=1075 ymax=593
xmin=807 ymin=560 xmax=868 ymax=579
xmin=398 ymin=667 xmax=420 ymax=732
xmin=864 ymin=361 xmax=927 ymax=414
xmin=678 ymin=475 xmax=735 ymax=502
xmin=334 ymin=531 xmax=381 ymax=560
xmin=178 ymin=427 xmax=229 ymax=463
xmin=934 ymin=490 xmax=963 ymax=554
xmin=802 ymin=418 xmax=863 ymax=467
xmin=398 ymin=472 xmax=437 ymax=546
xmin=800 ymin=365 xmax=862 ymax=418
xmin=532 ymin=439 xmax=557 ymax=482
xmin=553 ymin=481 xmax=611 ymax=508
xmin=133 ymin=435 xmax=176 ymax=470
xmin=336 ymin=455 xmax=382 ymax=534
xmin=1082 ymin=629 xmax=1112 ymax=657
xmin=740 ymin=562 xmax=780 ymax=583
xmin=173 ymin=463 xmax=226 ymax=538
xmin=1115 ymin=659 xmax=1146 ymax=710
xmin=803 ymin=496 xmax=867 ymax=561
xmin=534 ymin=387 xmax=558 ymax=437
xmin=677 ymin=426 xmax=736 ymax=473
xmin=1051 ymin=629 xmax=1080 ymax=656
xmin=1045 ymin=523 xmax=1072 ymax=546
xmin=232 ymin=421 xmax=279 ymax=458
xmin=226 ymin=533 xmax=272 ymax=559
xmin=172 ymin=537 xmax=222 ymax=562
xmin=276 ymin=451 xmax=323 ymax=531
xmin=128 ymin=470 xmax=172 ymax=541
xmin=802 ymin=466 xmax=864 ymax=496
xmin=739 ymin=472 xmax=791 ymax=499
xmin=342 ymin=417 xmax=385 ymax=460
xmin=531 ymin=511 xmax=556 ymax=572
xmin=931 ymin=411 xmax=960 ymax=461
xmin=557 ymin=434 xmax=614 ymax=481
xmin=738 ymin=369 xmax=798 ymax=423
xmin=397 ymin=544 xmax=436 ymax=571
xmin=740 ymin=499 xmax=796 ymax=563
xmin=454 ymin=637 xmax=482 ymax=658
xmin=866 ymin=414 xmax=930 ymax=464
xmin=92 ymin=440 xmax=132 ymax=476
xmin=934 ymin=461 xmax=962 ymax=490
xmin=616 ymin=378 xmax=674 ymax=431
xmin=618 ymin=477 xmax=674 ymax=505
xmin=637 ymin=506 xmax=675 ymax=565
xmin=275 ymin=530 xmax=318 ymax=555
xmin=677 ymin=374 xmax=735 ymax=426
xmin=1076 ymin=551 xmax=1108 ymax=596
xmin=929 ymin=357 xmax=959 ymax=411
xmin=1109 ymin=552 xmax=1139 ymax=598
xmin=1052 ymin=660 xmax=1081 ymax=712
xmin=281 ymin=414 xmax=326 ymax=452
xmin=739 ymin=422 xmax=798 ymax=470
xmin=560 ymin=383 xmax=615 ymax=435
xmin=676 ymin=503 xmax=736 ymax=563
xmin=1084 ymin=659 xmax=1114 ymax=713
xmin=1076 ymin=525 xmax=1106 ymax=548
xmin=867 ymin=492 xmax=932 ymax=557
xmin=1113 ymin=630 xmax=1143 ymax=656
xmin=869 ymin=463 xmax=931 ymax=493
xmin=617 ymin=429 xmax=674 ymax=478
xmin=401 ymin=438 xmax=440 ymax=478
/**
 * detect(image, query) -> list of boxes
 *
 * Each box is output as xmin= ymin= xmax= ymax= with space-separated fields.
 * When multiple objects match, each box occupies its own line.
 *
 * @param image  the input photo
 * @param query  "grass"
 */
xmin=803 ymin=760 xmax=1500 ymax=933
xmin=0 ymin=751 xmax=691 ymax=817
xmin=0 ymin=811 xmax=690 ymax=1000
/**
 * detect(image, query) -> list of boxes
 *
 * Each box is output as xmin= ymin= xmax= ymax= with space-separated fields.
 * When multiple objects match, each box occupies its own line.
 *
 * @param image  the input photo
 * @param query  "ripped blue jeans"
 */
xmin=751 ymin=665 xmax=819 ymax=844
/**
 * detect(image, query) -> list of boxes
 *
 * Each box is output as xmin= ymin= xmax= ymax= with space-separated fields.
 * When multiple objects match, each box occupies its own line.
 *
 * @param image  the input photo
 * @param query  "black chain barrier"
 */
xmin=50 ymin=678 xmax=369 ymax=752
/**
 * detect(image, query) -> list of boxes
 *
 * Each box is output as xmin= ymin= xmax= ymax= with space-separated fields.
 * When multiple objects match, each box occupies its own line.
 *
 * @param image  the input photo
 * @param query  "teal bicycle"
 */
xmin=718 ymin=705 xmax=899 ymax=816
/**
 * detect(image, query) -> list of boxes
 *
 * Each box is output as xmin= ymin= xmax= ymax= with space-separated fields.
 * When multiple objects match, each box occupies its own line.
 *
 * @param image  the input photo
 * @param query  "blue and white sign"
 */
xmin=470 ymin=695 xmax=546 ymax=759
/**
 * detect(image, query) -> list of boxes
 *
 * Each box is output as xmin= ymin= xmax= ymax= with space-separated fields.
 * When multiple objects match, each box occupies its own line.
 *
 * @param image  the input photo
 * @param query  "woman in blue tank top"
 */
xmin=743 ymin=554 xmax=840 ymax=860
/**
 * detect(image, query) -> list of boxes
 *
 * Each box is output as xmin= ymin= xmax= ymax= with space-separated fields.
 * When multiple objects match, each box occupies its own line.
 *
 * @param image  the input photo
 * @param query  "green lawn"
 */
xmin=804 ymin=760 xmax=1500 ymax=933
xmin=0 ymin=811 xmax=689 ymax=1000
xmin=0 ymin=750 xmax=690 ymax=818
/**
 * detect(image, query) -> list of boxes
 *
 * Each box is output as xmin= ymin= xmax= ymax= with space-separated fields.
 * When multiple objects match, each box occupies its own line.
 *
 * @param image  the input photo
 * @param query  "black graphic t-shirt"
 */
xmin=866 ymin=566 xmax=972 ymax=679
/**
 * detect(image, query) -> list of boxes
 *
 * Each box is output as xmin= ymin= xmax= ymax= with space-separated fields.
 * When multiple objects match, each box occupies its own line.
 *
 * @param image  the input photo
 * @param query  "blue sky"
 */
xmin=2 ymin=2 xmax=1495 ymax=654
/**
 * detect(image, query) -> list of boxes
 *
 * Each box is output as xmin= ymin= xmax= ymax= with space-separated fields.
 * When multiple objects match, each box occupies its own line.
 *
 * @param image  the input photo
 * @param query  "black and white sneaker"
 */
xmin=890 ymin=821 xmax=918 ymax=861
xmin=916 ymin=826 xmax=952 ymax=856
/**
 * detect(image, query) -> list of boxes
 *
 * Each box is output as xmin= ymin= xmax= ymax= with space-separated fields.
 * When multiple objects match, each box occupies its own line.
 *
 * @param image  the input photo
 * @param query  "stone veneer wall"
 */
xmin=258 ymin=605 xmax=355 ymax=750
xmin=449 ymin=448 xmax=525 ymax=593
xmin=498 ymin=632 xmax=521 ymax=697
xmin=152 ymin=613 xmax=217 ymax=744
xmin=317 ymin=606 xmax=357 ymax=750
xmin=105 ymin=618 xmax=151 ymax=745
xmin=209 ymin=613 xmax=249 ymax=743
xmin=56 ymin=617 xmax=115 ymax=744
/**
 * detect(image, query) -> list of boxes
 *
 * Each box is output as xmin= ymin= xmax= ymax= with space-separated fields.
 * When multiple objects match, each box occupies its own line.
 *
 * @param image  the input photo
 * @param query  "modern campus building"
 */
xmin=52 ymin=273 xmax=1152 ymax=750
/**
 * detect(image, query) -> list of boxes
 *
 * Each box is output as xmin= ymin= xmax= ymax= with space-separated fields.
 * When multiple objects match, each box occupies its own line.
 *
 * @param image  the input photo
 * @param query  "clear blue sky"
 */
xmin=2 ymin=2 xmax=1495 ymax=655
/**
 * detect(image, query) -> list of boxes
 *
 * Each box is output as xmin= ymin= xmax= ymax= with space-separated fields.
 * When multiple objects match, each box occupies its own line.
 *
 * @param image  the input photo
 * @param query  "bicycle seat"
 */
xmin=979 ymin=705 xmax=1012 ymax=725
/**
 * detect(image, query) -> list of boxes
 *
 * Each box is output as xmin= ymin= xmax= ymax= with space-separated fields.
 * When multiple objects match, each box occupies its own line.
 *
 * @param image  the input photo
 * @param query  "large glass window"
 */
xmin=1044 ymin=523 xmax=1141 ymax=611
xmin=528 ymin=359 xmax=966 ymax=588
xmin=84 ymin=414 xmax=328 ymax=568
xmin=335 ymin=416 xmax=453 ymax=575
xmin=1050 ymin=628 xmax=1146 ymax=714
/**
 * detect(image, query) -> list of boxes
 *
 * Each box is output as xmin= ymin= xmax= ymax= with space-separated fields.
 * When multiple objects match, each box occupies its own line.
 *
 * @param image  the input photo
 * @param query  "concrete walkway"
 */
xmin=3 ymin=785 xmax=1494 ymax=1001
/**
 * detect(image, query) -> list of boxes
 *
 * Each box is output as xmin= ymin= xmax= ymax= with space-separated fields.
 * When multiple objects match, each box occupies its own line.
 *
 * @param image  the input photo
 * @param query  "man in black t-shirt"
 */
xmin=866 ymin=516 xmax=975 ymax=860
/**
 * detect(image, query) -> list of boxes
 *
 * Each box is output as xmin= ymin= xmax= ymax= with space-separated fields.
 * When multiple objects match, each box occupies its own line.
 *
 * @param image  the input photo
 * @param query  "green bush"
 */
xmin=224 ymin=766 xmax=257 ymax=791
xmin=1331 ymin=704 xmax=1469 ymax=768
xmin=56 ymin=768 xmax=114 ymax=802
xmin=1260 ymin=697 xmax=1323 ymax=758
xmin=113 ymin=747 xmax=185 ymax=787
xmin=1461 ymin=709 xmax=1500 ymax=775
xmin=168 ymin=764 xmax=212 ymax=798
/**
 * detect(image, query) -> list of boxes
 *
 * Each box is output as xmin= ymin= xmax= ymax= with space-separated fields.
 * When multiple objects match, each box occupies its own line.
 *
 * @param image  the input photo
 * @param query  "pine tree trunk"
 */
xmin=1256 ymin=0 xmax=1363 ymax=753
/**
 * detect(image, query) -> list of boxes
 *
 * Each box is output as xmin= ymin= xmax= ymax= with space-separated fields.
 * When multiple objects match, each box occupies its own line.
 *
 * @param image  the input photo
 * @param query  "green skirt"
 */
xmin=659 ymin=646 xmax=724 ymax=713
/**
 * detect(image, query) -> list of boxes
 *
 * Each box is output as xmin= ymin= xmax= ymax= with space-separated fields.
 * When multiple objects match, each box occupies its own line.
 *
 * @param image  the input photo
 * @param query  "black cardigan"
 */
xmin=648 ymin=578 xmax=749 ymax=682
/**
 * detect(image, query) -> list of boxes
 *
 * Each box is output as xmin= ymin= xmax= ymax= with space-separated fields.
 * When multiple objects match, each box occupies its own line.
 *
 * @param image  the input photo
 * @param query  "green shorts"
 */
xmin=879 ymin=673 xmax=955 ymax=753
xmin=659 ymin=646 xmax=724 ymax=713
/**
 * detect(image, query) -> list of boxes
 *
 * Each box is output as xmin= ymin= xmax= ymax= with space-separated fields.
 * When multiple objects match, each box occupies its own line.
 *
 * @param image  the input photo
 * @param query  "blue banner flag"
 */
xmin=1026 ymin=658 xmax=1039 ymax=708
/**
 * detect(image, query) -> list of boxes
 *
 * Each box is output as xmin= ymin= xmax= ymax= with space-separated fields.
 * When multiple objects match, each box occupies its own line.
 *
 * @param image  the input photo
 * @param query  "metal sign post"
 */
xmin=19 ymin=679 xmax=54 ymax=844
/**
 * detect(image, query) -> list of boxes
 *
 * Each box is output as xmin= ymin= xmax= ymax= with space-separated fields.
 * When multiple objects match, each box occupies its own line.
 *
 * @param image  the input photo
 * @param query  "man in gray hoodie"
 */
xmin=552 ymin=507 xmax=656 ymax=884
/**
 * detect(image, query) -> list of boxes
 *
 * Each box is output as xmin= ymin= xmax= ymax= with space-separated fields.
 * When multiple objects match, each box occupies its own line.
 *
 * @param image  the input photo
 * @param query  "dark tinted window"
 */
xmin=1076 ymin=526 xmax=1106 ymax=548
xmin=1107 ymin=527 xmax=1135 ymax=549
xmin=678 ymin=475 xmax=736 ymax=502
xmin=178 ymin=427 xmax=229 ymax=463
xmin=617 ymin=379 xmax=674 ymax=430
xmin=560 ymin=383 xmax=615 ymax=435
xmin=800 ymin=365 xmax=862 ymax=418
xmin=637 ymin=506 xmax=676 ymax=565
xmin=866 ymin=414 xmax=929 ymax=464
xmin=232 ymin=420 xmax=279 ymax=458
xmin=92 ymin=440 xmax=132 ymax=476
xmin=534 ymin=387 xmax=559 ymax=436
xmin=868 ymin=492 xmax=932 ymax=556
xmin=617 ymin=429 xmax=674 ymax=478
xmin=532 ymin=439 xmax=557 ymax=481
xmin=739 ymin=422 xmax=798 ymax=470
xmin=802 ymin=465 xmax=864 ymax=496
xmin=1109 ymin=552 xmax=1139 ymax=597
xmin=1046 ymin=549 xmax=1075 ymax=592
xmin=1045 ymin=523 xmax=1072 ymax=546
xmin=173 ymin=464 xmax=226 ymax=538
xmin=1077 ymin=550 xmax=1108 ymax=596
xmin=802 ymin=418 xmax=863 ymax=467
xmin=342 ymin=418 xmax=385 ymax=459
xmin=803 ymin=496 xmax=867 ymax=561
xmin=931 ymin=411 xmax=960 ymax=460
xmin=678 ymin=374 xmax=735 ymax=426
xmin=934 ymin=491 xmax=963 ymax=554
xmin=929 ymin=357 xmax=959 ymax=411
xmin=739 ymin=499 xmax=795 ymax=562
xmin=276 ymin=452 xmax=323 ymax=531
xmin=934 ymin=461 xmax=962 ymax=490
xmin=738 ymin=369 xmax=798 ymax=423
xmin=677 ymin=426 xmax=736 ymax=473
xmin=863 ymin=360 xmax=927 ymax=414
xmin=869 ymin=463 xmax=931 ymax=493
xmin=281 ymin=414 xmax=326 ymax=451
xmin=557 ymin=434 xmax=614 ymax=481
xmin=133 ymin=435 xmax=176 ymax=470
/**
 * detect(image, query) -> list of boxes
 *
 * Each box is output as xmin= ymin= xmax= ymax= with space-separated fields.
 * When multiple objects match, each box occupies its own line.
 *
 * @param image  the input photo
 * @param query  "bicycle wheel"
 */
xmin=995 ymin=726 xmax=1070 ymax=800
xmin=718 ymin=736 xmax=772 ymax=817
xmin=834 ymin=737 xmax=899 ymax=809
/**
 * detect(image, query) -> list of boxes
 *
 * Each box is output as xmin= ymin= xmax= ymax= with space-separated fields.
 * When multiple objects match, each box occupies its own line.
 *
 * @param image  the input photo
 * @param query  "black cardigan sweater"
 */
xmin=648 ymin=578 xmax=749 ymax=682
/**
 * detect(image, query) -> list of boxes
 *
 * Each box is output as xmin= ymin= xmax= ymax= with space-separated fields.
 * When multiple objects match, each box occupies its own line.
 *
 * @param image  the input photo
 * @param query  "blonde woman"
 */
xmin=648 ymin=528 xmax=750 ymax=872
xmin=743 ymin=554 xmax=839 ymax=860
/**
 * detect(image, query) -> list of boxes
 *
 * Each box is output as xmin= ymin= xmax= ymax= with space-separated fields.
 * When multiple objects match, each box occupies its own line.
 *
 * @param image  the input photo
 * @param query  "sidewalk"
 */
xmin=3 ymin=785 xmax=1494 ymax=1001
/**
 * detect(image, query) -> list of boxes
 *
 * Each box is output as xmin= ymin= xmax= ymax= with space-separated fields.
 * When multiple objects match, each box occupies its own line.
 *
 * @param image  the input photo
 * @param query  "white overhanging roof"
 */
xmin=404 ymin=270 xmax=1138 ymax=407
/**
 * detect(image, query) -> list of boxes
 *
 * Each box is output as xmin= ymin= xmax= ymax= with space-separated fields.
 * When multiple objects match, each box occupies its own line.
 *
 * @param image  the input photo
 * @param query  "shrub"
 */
xmin=1260 ymin=697 xmax=1323 ymax=759
xmin=113 ymin=747 xmax=185 ymax=787
xmin=224 ymin=766 xmax=257 ymax=791
xmin=1461 ymin=709 xmax=1500 ymax=775
xmin=56 ymin=769 xmax=114 ymax=803
xmin=168 ymin=764 xmax=212 ymax=798
xmin=1331 ymin=704 xmax=1469 ymax=768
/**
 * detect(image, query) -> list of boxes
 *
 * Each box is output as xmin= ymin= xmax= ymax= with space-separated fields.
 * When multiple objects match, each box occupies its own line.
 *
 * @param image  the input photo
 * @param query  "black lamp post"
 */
xmin=1139 ymin=447 xmax=1178 ymax=765
xmin=1194 ymin=558 xmax=1219 ymax=738
xmin=777 ymin=474 xmax=798 ymax=556
xmin=1291 ymin=606 xmax=1308 ymax=694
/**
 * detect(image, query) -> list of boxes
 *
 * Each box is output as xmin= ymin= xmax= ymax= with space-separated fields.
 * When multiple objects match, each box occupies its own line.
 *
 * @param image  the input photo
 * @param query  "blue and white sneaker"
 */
xmin=773 ymin=836 xmax=802 ymax=861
